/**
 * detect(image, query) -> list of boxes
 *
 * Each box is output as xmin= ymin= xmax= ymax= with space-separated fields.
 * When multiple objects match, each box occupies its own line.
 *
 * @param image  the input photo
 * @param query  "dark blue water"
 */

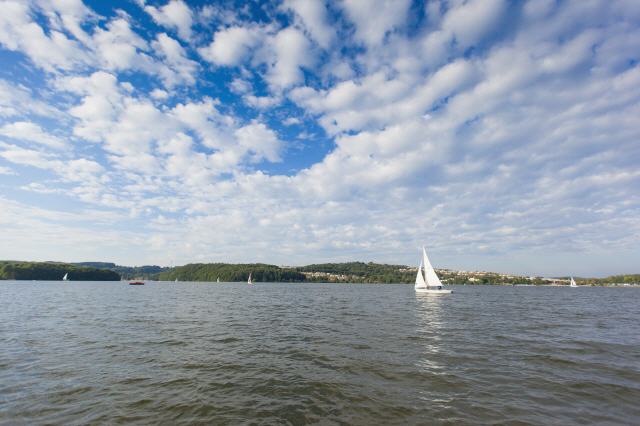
xmin=1 ymin=282 xmax=639 ymax=425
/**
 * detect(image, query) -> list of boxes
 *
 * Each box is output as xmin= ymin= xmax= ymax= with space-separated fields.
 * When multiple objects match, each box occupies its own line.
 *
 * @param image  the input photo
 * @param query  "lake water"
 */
xmin=1 ymin=282 xmax=639 ymax=425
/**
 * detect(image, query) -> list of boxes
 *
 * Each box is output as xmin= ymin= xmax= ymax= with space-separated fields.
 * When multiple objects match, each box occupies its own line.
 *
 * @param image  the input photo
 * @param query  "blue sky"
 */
xmin=0 ymin=0 xmax=639 ymax=276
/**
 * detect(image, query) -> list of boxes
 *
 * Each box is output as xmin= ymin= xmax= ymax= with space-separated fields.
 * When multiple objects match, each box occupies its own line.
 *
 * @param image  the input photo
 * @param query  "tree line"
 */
xmin=2 ymin=260 xmax=638 ymax=285
xmin=157 ymin=263 xmax=306 ymax=282
xmin=0 ymin=261 xmax=120 ymax=281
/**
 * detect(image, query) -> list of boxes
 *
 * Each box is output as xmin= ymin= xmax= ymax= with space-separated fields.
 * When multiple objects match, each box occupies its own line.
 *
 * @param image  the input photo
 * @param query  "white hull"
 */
xmin=415 ymin=287 xmax=452 ymax=294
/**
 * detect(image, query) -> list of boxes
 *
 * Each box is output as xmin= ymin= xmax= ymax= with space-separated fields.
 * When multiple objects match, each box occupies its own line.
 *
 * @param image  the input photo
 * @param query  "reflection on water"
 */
xmin=414 ymin=294 xmax=445 ymax=371
xmin=1 ymin=282 xmax=640 ymax=425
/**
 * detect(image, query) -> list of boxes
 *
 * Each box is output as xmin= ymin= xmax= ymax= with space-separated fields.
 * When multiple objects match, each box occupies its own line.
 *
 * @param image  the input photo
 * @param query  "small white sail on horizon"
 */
xmin=62 ymin=273 xmax=69 ymax=281
xmin=247 ymin=273 xmax=253 ymax=284
xmin=415 ymin=246 xmax=451 ymax=294
xmin=217 ymin=277 xmax=220 ymax=283
xmin=570 ymin=276 xmax=577 ymax=287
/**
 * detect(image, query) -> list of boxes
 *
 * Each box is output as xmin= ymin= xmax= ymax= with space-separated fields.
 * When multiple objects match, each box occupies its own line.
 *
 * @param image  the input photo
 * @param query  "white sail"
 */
xmin=175 ymin=278 xmax=178 ymax=282
xmin=248 ymin=273 xmax=253 ymax=284
xmin=422 ymin=247 xmax=443 ymax=288
xmin=63 ymin=273 xmax=68 ymax=281
xmin=570 ymin=276 xmax=577 ymax=287
xmin=415 ymin=260 xmax=427 ymax=289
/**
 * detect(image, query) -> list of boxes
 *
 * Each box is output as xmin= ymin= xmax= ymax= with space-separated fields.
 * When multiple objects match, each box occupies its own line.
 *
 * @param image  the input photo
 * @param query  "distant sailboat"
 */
xmin=62 ymin=273 xmax=69 ymax=281
xmin=217 ymin=277 xmax=220 ymax=283
xmin=569 ymin=276 xmax=577 ymax=287
xmin=175 ymin=277 xmax=178 ymax=283
xmin=415 ymin=247 xmax=452 ymax=294
xmin=247 ymin=273 xmax=253 ymax=285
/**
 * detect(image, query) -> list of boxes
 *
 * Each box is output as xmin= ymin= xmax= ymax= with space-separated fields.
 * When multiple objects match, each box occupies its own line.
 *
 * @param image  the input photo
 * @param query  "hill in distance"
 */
xmin=1 ymin=260 xmax=638 ymax=285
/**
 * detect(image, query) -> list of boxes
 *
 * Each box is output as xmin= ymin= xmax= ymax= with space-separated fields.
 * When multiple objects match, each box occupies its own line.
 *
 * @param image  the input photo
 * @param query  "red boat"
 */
xmin=129 ymin=281 xmax=145 ymax=285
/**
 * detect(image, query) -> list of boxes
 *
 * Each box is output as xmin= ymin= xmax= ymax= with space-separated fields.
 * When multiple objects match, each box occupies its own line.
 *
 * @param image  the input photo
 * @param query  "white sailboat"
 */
xmin=175 ymin=278 xmax=178 ymax=283
xmin=569 ymin=276 xmax=577 ymax=287
xmin=415 ymin=247 xmax=452 ymax=294
xmin=247 ymin=273 xmax=253 ymax=285
xmin=217 ymin=277 xmax=220 ymax=283
xmin=62 ymin=273 xmax=69 ymax=281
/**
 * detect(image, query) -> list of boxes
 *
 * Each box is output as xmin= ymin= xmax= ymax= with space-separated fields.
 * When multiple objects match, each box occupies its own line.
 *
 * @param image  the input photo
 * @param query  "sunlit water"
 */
xmin=1 ymin=282 xmax=639 ymax=425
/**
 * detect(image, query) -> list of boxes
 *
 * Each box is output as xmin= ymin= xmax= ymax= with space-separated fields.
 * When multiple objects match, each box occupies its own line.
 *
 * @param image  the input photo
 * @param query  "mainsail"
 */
xmin=422 ymin=247 xmax=443 ymax=288
xmin=570 ymin=276 xmax=577 ymax=287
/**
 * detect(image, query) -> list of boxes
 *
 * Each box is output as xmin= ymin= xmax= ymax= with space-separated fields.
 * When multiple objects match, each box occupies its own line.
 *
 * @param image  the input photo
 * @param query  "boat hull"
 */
xmin=415 ymin=288 xmax=452 ymax=294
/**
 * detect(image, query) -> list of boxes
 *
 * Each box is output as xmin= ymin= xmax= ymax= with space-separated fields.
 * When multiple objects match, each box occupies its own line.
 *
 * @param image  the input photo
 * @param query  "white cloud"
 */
xmin=234 ymin=121 xmax=284 ymax=163
xmin=442 ymin=0 xmax=506 ymax=48
xmin=230 ymin=78 xmax=252 ymax=94
xmin=0 ymin=121 xmax=67 ymax=149
xmin=61 ymin=71 xmax=124 ymax=143
xmin=283 ymin=0 xmax=335 ymax=48
xmin=0 ymin=0 xmax=90 ymax=71
xmin=263 ymin=27 xmax=314 ymax=90
xmin=243 ymin=94 xmax=282 ymax=109
xmin=198 ymin=25 xmax=263 ymax=66
xmin=283 ymin=117 xmax=301 ymax=126
xmin=0 ymin=79 xmax=61 ymax=118
xmin=34 ymin=0 xmax=94 ymax=44
xmin=92 ymin=17 xmax=149 ymax=71
xmin=143 ymin=0 xmax=193 ymax=41
xmin=340 ymin=0 xmax=411 ymax=46
xmin=152 ymin=33 xmax=199 ymax=86
xmin=150 ymin=88 xmax=169 ymax=100
xmin=0 ymin=165 xmax=17 ymax=175
xmin=0 ymin=143 xmax=104 ymax=186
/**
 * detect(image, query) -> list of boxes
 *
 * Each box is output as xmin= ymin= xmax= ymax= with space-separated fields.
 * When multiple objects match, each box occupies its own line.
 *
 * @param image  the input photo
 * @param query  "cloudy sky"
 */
xmin=0 ymin=0 xmax=638 ymax=276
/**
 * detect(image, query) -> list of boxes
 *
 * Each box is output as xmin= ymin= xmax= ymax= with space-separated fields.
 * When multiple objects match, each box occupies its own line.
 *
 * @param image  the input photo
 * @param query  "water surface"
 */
xmin=1 ymin=282 xmax=639 ymax=425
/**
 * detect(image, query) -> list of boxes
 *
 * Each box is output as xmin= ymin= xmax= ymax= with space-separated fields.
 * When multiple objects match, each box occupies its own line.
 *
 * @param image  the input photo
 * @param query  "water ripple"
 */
xmin=1 ymin=282 xmax=639 ymax=425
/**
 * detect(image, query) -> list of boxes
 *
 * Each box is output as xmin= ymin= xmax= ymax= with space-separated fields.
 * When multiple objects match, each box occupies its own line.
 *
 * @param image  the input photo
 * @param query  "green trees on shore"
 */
xmin=2 ymin=259 xmax=638 ymax=285
xmin=0 ymin=261 xmax=120 ymax=281
xmin=157 ymin=263 xmax=306 ymax=282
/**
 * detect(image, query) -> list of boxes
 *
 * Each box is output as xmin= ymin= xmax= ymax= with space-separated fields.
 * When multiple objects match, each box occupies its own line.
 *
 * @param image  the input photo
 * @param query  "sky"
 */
xmin=0 ymin=0 xmax=639 ymax=277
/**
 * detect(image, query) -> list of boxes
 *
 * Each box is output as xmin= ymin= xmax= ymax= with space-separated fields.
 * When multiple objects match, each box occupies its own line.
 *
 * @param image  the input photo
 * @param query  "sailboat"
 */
xmin=62 ymin=273 xmax=69 ymax=281
xmin=247 ymin=273 xmax=253 ymax=285
xmin=175 ymin=278 xmax=178 ymax=283
xmin=569 ymin=276 xmax=577 ymax=287
xmin=217 ymin=277 xmax=220 ymax=283
xmin=415 ymin=247 xmax=452 ymax=294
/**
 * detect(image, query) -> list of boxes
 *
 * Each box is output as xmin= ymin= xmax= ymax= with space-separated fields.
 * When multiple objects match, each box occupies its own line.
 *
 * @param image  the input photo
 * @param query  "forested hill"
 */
xmin=73 ymin=262 xmax=168 ymax=279
xmin=0 ymin=261 xmax=120 ymax=281
xmin=2 ymin=260 xmax=638 ymax=285
xmin=157 ymin=263 xmax=305 ymax=282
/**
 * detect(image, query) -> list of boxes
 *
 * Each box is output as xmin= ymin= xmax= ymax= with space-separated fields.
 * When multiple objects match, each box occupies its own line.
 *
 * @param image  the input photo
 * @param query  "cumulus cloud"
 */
xmin=91 ymin=17 xmax=149 ymax=71
xmin=442 ymin=0 xmax=506 ymax=48
xmin=0 ymin=121 xmax=67 ymax=149
xmin=152 ymin=33 xmax=199 ymax=86
xmin=198 ymin=25 xmax=263 ymax=66
xmin=283 ymin=0 xmax=335 ymax=48
xmin=142 ymin=0 xmax=193 ymax=41
xmin=262 ymin=27 xmax=314 ymax=90
xmin=0 ymin=0 xmax=90 ymax=71
xmin=235 ymin=121 xmax=284 ymax=163
xmin=0 ymin=79 xmax=61 ymax=118
xmin=340 ymin=0 xmax=412 ymax=46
